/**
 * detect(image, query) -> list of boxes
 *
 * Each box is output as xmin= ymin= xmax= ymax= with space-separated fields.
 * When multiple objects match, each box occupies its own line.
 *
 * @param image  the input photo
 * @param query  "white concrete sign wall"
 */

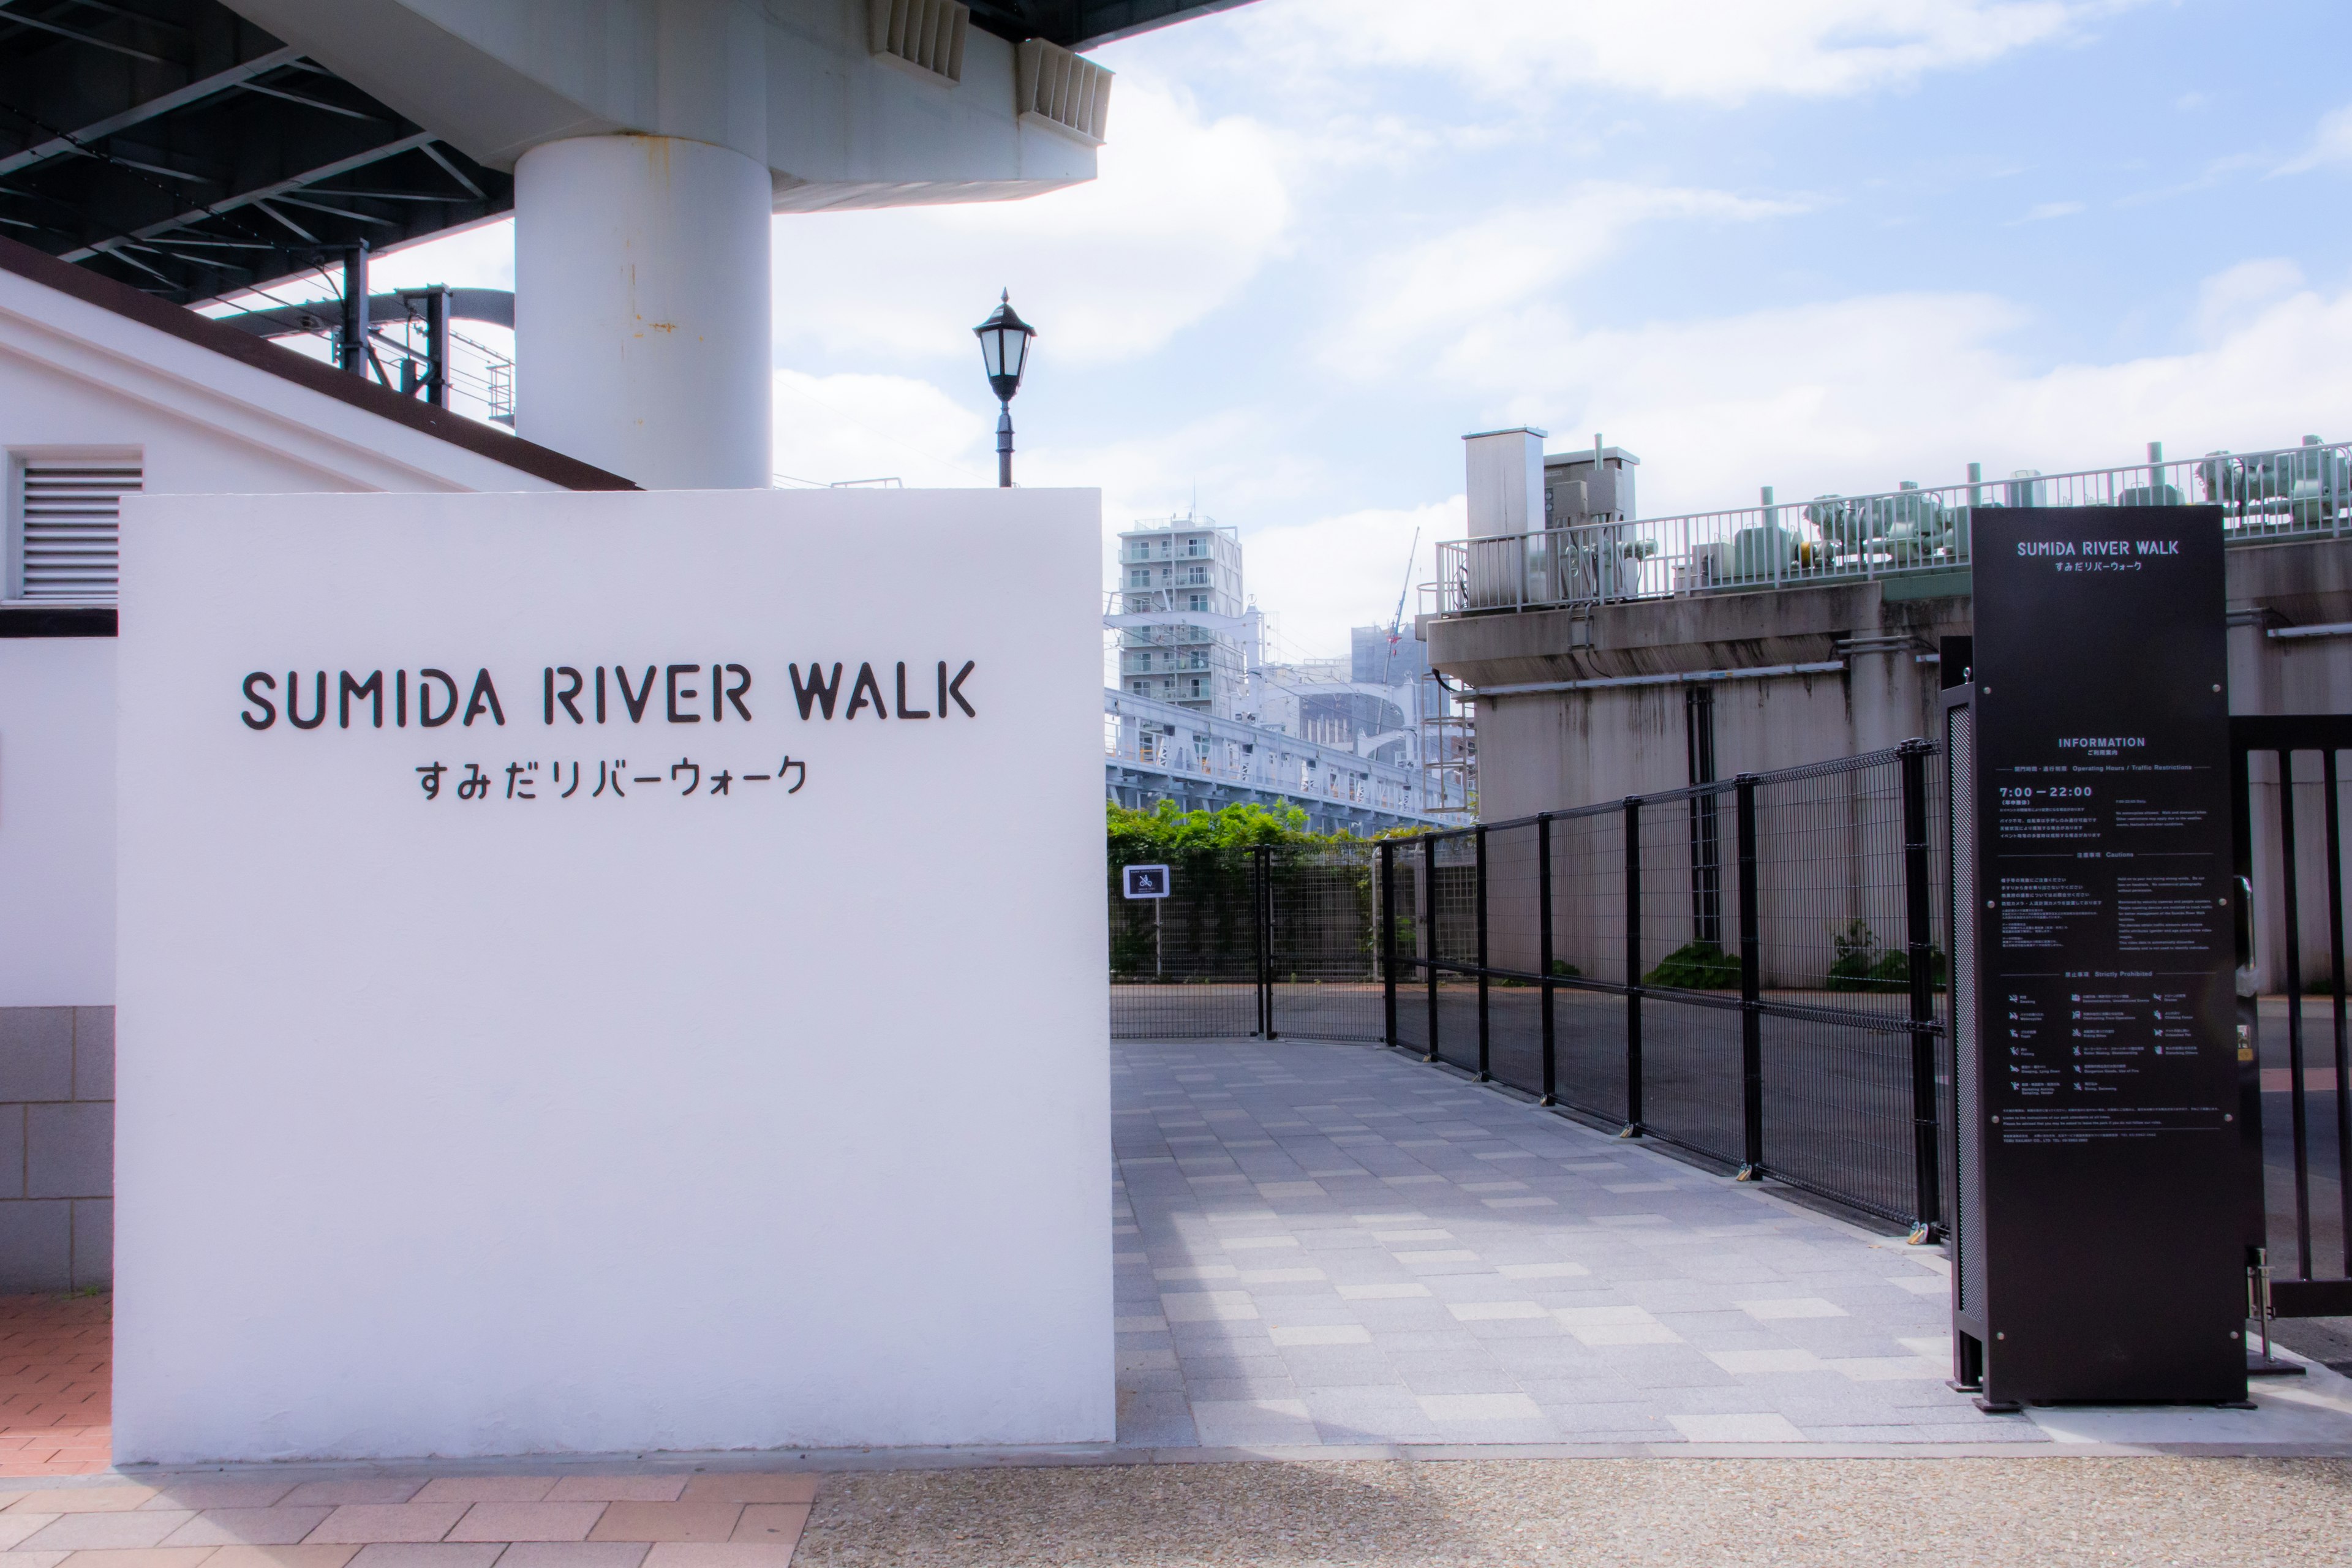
xmin=112 ymin=489 xmax=1109 ymax=1462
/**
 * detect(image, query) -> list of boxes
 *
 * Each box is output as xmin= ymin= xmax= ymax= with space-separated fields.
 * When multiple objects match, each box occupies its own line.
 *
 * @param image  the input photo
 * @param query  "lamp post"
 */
xmin=973 ymin=290 xmax=1036 ymax=488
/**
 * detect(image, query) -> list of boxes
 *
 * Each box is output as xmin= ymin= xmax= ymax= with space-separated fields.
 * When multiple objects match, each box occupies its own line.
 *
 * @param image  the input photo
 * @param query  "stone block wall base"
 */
xmin=0 ymin=1007 xmax=113 ymax=1291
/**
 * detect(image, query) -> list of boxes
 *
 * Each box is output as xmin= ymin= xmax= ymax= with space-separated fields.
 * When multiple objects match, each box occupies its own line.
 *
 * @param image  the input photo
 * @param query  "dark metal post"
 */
xmin=1381 ymin=841 xmax=1398 ymax=1049
xmin=1623 ymin=796 xmax=1643 ymax=1136
xmin=1270 ymin=846 xmax=1289 ymax=1044
xmin=1538 ymin=812 xmax=1557 ymax=1106
xmin=1423 ymin=834 xmax=1439 ymax=1063
xmin=1736 ymin=775 xmax=1764 ymax=1178
xmin=1474 ymin=826 xmax=1491 ymax=1081
xmin=1250 ymin=846 xmax=1266 ymax=1039
xmin=337 ymin=243 xmax=369 ymax=379
xmin=996 ymin=402 xmax=1014 ymax=488
xmin=2326 ymin=748 xmax=2351 ymax=1276
xmin=2230 ymin=731 xmax=2267 ymax=1295
xmin=1901 ymin=740 xmax=1941 ymax=1241
xmin=2280 ymin=749 xmax=2311 ymax=1276
xmin=423 ymin=286 xmax=451 ymax=408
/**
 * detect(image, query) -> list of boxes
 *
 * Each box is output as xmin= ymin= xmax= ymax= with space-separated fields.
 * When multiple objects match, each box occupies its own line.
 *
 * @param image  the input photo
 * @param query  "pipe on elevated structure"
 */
xmin=514 ymin=135 xmax=773 ymax=490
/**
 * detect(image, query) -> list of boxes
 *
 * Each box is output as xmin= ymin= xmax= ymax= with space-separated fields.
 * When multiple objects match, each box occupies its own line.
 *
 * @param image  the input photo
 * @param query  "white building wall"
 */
xmin=0 ymin=266 xmax=576 ymax=1013
xmin=0 ymin=639 xmax=114 ymax=1008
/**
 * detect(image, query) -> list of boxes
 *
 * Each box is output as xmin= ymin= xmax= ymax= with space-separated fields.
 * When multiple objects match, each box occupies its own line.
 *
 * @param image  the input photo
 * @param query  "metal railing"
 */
xmin=2232 ymin=716 xmax=2352 ymax=1317
xmin=1381 ymin=740 xmax=1949 ymax=1234
xmin=1107 ymin=739 xmax=1950 ymax=1235
xmin=1430 ymin=438 xmax=2352 ymax=618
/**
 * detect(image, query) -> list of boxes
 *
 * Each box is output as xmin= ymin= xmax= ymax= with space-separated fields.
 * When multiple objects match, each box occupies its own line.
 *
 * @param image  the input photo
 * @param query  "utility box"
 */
xmin=1943 ymin=505 xmax=2245 ymax=1409
xmin=1464 ymin=427 xmax=1547 ymax=540
xmin=1461 ymin=428 xmax=1547 ymax=609
xmin=1545 ymin=442 xmax=1638 ymax=527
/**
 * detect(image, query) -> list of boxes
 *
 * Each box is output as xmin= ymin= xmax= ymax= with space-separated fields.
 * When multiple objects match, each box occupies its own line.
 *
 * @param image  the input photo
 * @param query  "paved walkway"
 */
xmin=1112 ymin=1037 xmax=2352 ymax=1452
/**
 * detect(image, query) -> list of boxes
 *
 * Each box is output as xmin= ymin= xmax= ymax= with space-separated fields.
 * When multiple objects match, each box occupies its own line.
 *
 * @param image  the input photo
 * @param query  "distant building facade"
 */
xmin=1115 ymin=513 xmax=1248 ymax=719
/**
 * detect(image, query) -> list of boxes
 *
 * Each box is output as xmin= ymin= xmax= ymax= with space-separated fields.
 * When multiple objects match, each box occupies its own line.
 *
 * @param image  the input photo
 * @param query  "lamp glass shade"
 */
xmin=973 ymin=294 xmax=1037 ymax=401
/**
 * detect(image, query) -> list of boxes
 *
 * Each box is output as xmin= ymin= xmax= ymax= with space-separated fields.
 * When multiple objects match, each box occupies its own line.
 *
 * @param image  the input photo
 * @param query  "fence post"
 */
xmin=1900 ymin=740 xmax=1942 ymax=1243
xmin=1254 ymin=845 xmax=1272 ymax=1040
xmin=1381 ymin=840 xmax=1398 ymax=1049
xmin=1538 ymin=812 xmax=1556 ymax=1106
xmin=1475 ymin=824 xmax=1491 ymax=1083
xmin=1623 ymin=796 xmax=1643 ymax=1137
xmin=1424 ymin=833 xmax=1440 ymax=1063
xmin=1736 ymin=775 xmax=1764 ymax=1179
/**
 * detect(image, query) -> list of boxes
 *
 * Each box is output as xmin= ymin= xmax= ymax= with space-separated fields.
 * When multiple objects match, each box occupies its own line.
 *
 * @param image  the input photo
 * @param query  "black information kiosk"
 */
xmin=1945 ymin=505 xmax=2245 ymax=1409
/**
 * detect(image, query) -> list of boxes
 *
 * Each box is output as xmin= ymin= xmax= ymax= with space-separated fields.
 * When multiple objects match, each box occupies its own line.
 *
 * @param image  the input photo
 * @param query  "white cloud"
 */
xmin=1406 ymin=271 xmax=2352 ymax=517
xmin=2191 ymin=258 xmax=2304 ymax=345
xmin=2018 ymin=200 xmax=2086 ymax=222
xmin=2278 ymin=104 xmax=2352 ymax=175
xmin=1227 ymin=0 xmax=2135 ymax=106
xmin=372 ymin=216 xmax=516 ymax=292
xmin=1329 ymin=182 xmax=1805 ymax=374
xmin=769 ymin=370 xmax=992 ymax=488
xmin=1242 ymin=498 xmax=1462 ymax=655
xmin=769 ymin=73 xmax=1289 ymax=368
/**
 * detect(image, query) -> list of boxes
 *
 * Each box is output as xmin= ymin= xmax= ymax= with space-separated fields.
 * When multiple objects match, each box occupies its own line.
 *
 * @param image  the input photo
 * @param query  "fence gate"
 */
xmin=1109 ymin=844 xmax=1392 ymax=1044
xmin=2233 ymin=715 xmax=2352 ymax=1319
xmin=1263 ymin=843 xmax=1389 ymax=1042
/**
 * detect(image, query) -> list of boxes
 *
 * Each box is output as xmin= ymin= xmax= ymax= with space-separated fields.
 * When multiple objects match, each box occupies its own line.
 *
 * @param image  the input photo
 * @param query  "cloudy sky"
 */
xmin=364 ymin=0 xmax=2352 ymax=657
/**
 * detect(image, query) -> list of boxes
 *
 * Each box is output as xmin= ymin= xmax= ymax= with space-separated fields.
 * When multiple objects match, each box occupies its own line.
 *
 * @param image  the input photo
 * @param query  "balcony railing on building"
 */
xmin=1429 ymin=438 xmax=2351 ymax=619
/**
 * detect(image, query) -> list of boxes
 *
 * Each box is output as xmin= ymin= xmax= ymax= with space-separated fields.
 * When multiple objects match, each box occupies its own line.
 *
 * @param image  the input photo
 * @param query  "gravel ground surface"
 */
xmin=791 ymin=1457 xmax=2352 ymax=1567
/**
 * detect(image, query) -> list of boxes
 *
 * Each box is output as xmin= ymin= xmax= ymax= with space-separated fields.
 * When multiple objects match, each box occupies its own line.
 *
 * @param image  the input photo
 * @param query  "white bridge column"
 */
xmin=514 ymin=135 xmax=772 ymax=489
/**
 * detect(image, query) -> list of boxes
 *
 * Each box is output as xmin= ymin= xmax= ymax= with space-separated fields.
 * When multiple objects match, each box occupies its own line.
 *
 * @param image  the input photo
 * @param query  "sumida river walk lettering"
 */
xmin=236 ymin=660 xmax=979 ymax=729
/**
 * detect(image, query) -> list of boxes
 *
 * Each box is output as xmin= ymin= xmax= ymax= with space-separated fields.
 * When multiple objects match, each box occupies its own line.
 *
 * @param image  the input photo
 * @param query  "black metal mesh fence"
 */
xmin=1265 ymin=843 xmax=1385 ymax=1041
xmin=1104 ymin=740 xmax=1951 ymax=1232
xmin=1110 ymin=842 xmax=1400 ymax=1044
xmin=1107 ymin=848 xmax=1259 ymax=1039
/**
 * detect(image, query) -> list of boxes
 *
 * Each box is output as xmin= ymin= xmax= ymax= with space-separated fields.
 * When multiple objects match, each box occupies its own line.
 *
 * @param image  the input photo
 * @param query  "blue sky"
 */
xmin=370 ymin=0 xmax=2352 ymax=655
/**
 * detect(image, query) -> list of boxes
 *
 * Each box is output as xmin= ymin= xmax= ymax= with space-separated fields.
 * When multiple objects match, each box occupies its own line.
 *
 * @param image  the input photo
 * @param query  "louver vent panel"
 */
xmin=1017 ymin=39 xmax=1112 ymax=145
xmin=870 ymin=0 xmax=968 ymax=82
xmin=19 ymin=462 xmax=140 ymax=601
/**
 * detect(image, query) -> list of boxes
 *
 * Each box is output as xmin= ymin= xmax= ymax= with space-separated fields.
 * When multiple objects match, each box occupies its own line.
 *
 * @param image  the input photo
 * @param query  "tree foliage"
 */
xmin=1106 ymin=799 xmax=1416 ymax=862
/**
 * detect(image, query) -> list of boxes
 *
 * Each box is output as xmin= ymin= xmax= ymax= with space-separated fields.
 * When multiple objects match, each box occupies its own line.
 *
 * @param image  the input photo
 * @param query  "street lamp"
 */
xmin=973 ymin=289 xmax=1036 ymax=488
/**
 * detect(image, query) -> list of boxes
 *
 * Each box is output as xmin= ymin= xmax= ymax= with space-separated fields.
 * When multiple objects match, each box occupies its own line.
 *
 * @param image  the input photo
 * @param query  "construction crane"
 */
xmin=1381 ymin=527 xmax=1419 ymax=686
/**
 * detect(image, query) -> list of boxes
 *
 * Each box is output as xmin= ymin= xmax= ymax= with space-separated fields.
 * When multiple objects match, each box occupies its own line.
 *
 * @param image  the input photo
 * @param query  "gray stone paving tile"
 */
xmin=1601 ymin=1354 xmax=1744 ymax=1391
xmin=1536 ymin=1403 xmax=1679 ymax=1436
xmin=1114 ymin=1039 xmax=2005 ymax=1452
xmin=1519 ymin=1373 xmax=1648 ymax=1405
xmin=1480 ymin=1340 xmax=1612 ymax=1375
xmin=1301 ymin=1388 xmax=1440 ymax=1443
xmin=1392 ymin=1362 xmax=1528 ymax=1397
xmin=1117 ymin=1389 xmax=1200 ymax=1447
xmin=1276 ymin=1347 xmax=1398 ymax=1387
xmin=1189 ymin=1398 xmax=1321 ymax=1447
xmin=1186 ymin=1374 xmax=1302 ymax=1402
xmin=1176 ymin=1353 xmax=1287 ymax=1384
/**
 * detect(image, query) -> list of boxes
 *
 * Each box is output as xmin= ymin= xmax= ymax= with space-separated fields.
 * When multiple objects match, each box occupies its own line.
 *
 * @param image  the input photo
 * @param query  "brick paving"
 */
xmin=0 ymin=1474 xmax=816 ymax=1568
xmin=0 ymin=1295 xmax=109 ymax=1477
